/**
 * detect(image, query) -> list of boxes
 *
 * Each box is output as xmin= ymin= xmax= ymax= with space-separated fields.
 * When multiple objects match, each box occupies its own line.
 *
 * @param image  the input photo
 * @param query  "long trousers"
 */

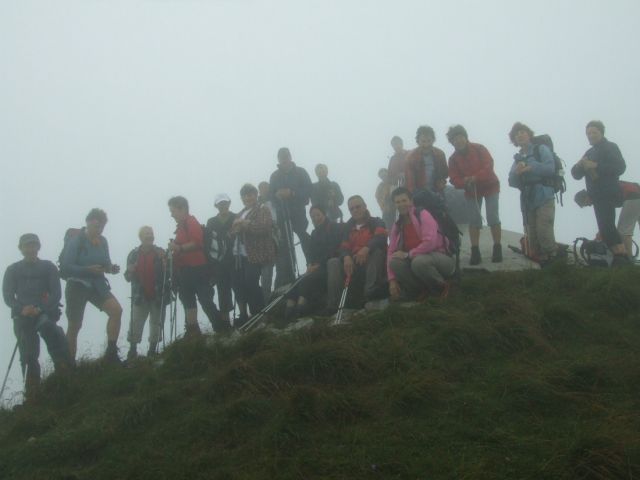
xmin=389 ymin=253 xmax=455 ymax=299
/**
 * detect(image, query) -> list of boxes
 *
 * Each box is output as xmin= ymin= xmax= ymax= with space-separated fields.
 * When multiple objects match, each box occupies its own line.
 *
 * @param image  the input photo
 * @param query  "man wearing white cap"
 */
xmin=205 ymin=194 xmax=237 ymax=326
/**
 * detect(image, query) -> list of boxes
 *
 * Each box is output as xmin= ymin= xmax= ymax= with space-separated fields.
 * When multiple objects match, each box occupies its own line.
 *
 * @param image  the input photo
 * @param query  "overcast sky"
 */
xmin=1 ymin=0 xmax=639 ymax=402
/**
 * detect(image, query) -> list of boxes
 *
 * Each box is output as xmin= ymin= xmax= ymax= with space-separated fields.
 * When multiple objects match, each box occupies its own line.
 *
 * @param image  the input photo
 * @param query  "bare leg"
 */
xmin=185 ymin=307 xmax=198 ymax=326
xmin=66 ymin=318 xmax=83 ymax=360
xmin=623 ymin=236 xmax=633 ymax=257
xmin=490 ymin=224 xmax=502 ymax=245
xmin=102 ymin=297 xmax=123 ymax=342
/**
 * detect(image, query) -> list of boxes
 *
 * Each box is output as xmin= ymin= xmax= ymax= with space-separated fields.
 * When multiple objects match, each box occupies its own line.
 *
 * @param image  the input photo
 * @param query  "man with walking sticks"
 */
xmin=269 ymin=147 xmax=313 ymax=288
xmin=124 ymin=226 xmax=168 ymax=360
xmin=2 ymin=234 xmax=72 ymax=402
xmin=326 ymin=196 xmax=388 ymax=317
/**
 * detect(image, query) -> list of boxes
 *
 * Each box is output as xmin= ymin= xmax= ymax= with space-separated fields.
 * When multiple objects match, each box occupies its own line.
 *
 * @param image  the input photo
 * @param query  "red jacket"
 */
xmin=448 ymin=142 xmax=500 ymax=198
xmin=405 ymin=146 xmax=448 ymax=192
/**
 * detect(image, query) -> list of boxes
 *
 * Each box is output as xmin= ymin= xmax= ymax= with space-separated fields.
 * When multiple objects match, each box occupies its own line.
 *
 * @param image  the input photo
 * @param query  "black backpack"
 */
xmin=412 ymin=189 xmax=463 ymax=275
xmin=58 ymin=228 xmax=87 ymax=280
xmin=531 ymin=134 xmax=567 ymax=204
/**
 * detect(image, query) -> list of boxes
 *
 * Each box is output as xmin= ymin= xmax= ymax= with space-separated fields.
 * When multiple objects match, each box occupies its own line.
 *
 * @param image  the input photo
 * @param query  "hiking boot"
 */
xmin=127 ymin=344 xmax=138 ymax=362
xmin=184 ymin=322 xmax=202 ymax=339
xmin=147 ymin=342 xmax=158 ymax=358
xmin=492 ymin=243 xmax=503 ymax=263
xmin=284 ymin=304 xmax=298 ymax=322
xmin=470 ymin=246 xmax=481 ymax=265
xmin=104 ymin=343 xmax=122 ymax=365
xmin=234 ymin=313 xmax=249 ymax=329
xmin=611 ymin=254 xmax=632 ymax=268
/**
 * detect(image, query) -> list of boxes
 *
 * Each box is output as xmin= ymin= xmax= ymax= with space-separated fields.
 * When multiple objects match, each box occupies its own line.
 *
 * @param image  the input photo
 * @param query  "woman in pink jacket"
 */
xmin=387 ymin=187 xmax=455 ymax=301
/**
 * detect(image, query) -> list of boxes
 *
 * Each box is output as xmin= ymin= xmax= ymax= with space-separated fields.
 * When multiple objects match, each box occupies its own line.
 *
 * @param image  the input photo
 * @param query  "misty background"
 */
xmin=1 ymin=0 xmax=639 ymax=403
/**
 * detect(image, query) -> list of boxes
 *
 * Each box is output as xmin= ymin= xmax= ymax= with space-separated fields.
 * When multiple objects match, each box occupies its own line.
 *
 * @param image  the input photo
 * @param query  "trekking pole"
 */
xmin=0 ymin=340 xmax=19 ymax=402
xmin=282 ymin=202 xmax=299 ymax=279
xmin=159 ymin=250 xmax=169 ymax=349
xmin=473 ymin=184 xmax=485 ymax=225
xmin=521 ymin=188 xmax=531 ymax=257
xmin=333 ymin=275 xmax=351 ymax=326
xmin=239 ymin=274 xmax=307 ymax=333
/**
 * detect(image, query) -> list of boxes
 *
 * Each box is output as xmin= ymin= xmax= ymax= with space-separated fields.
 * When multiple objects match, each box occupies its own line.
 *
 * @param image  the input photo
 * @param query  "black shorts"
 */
xmin=177 ymin=264 xmax=211 ymax=309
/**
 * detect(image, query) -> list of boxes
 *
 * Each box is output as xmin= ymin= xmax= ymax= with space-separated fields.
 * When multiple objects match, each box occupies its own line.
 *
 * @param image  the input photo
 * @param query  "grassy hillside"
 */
xmin=1 ymin=264 xmax=639 ymax=480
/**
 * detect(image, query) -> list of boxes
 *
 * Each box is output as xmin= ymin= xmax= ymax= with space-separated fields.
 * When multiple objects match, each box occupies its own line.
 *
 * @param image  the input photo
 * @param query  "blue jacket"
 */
xmin=508 ymin=143 xmax=555 ymax=211
xmin=60 ymin=231 xmax=113 ymax=294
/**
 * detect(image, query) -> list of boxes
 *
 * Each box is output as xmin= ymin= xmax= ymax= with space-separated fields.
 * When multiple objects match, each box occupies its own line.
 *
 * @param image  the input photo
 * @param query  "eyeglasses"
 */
xmin=349 ymin=204 xmax=364 ymax=212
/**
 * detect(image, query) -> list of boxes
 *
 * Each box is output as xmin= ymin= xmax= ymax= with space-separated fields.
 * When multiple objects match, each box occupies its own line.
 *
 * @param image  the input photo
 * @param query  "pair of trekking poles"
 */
xmin=159 ymin=246 xmax=178 ymax=349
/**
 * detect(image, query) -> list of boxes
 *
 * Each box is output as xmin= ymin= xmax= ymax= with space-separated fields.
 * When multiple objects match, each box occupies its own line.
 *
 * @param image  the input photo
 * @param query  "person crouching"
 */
xmin=387 ymin=188 xmax=455 ymax=301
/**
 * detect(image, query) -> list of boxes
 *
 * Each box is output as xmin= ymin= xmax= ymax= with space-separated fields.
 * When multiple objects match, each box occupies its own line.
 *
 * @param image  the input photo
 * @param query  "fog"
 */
xmin=1 ymin=0 xmax=639 ymax=403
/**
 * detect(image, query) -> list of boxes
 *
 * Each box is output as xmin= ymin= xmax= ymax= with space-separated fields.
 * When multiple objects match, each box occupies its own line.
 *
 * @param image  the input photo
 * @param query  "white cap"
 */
xmin=214 ymin=193 xmax=231 ymax=206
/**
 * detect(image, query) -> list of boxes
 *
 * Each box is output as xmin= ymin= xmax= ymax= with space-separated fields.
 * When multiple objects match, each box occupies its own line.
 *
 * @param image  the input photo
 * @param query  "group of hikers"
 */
xmin=3 ymin=120 xmax=639 ymax=401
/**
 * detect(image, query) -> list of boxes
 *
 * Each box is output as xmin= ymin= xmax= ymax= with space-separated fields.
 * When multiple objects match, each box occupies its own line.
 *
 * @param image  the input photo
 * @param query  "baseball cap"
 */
xmin=214 ymin=193 xmax=231 ymax=206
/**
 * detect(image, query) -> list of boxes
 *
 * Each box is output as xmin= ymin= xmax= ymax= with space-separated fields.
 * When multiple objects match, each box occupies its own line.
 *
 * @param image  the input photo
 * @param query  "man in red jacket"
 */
xmin=405 ymin=125 xmax=448 ymax=194
xmin=447 ymin=125 xmax=502 ymax=264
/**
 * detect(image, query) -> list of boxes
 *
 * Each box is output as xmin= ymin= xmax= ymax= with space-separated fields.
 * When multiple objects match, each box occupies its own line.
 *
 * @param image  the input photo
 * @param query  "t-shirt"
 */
xmin=402 ymin=222 xmax=420 ymax=252
xmin=174 ymin=215 xmax=207 ymax=268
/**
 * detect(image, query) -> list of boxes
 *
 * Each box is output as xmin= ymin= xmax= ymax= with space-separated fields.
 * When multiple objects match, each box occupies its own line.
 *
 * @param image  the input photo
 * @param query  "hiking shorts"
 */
xmin=618 ymin=198 xmax=640 ymax=236
xmin=466 ymin=193 xmax=500 ymax=228
xmin=65 ymin=280 xmax=114 ymax=323
xmin=176 ymin=264 xmax=212 ymax=310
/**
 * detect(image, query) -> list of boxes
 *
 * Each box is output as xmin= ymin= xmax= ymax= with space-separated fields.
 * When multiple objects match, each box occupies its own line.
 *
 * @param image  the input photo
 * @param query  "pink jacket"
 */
xmin=387 ymin=206 xmax=448 ymax=280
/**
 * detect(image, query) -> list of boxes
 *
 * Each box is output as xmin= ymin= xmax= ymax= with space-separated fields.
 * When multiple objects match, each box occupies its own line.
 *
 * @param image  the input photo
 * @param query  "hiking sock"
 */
xmin=470 ymin=246 xmax=481 ymax=265
xmin=492 ymin=243 xmax=503 ymax=263
xmin=147 ymin=342 xmax=158 ymax=357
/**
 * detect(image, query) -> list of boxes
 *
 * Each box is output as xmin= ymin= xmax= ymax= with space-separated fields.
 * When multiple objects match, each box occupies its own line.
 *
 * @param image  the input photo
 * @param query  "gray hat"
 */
xmin=19 ymin=233 xmax=40 ymax=248
xmin=214 ymin=193 xmax=231 ymax=206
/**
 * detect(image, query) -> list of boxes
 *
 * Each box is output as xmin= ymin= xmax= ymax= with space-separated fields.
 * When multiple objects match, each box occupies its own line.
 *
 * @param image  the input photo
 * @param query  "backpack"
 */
xmin=620 ymin=181 xmax=640 ymax=201
xmin=204 ymin=222 xmax=227 ymax=263
xmin=531 ymin=134 xmax=567 ymax=204
xmin=412 ymin=189 xmax=463 ymax=275
xmin=58 ymin=228 xmax=87 ymax=280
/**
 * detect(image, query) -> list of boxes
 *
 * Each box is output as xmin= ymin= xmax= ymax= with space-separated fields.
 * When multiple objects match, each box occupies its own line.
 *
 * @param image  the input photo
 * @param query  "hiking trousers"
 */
xmin=326 ymin=249 xmax=386 ymax=309
xmin=127 ymin=299 xmax=162 ymax=345
xmin=13 ymin=313 xmax=71 ymax=377
xmin=525 ymin=198 xmax=557 ymax=257
xmin=593 ymin=197 xmax=622 ymax=248
xmin=389 ymin=253 xmax=455 ymax=299
xmin=232 ymin=256 xmax=265 ymax=315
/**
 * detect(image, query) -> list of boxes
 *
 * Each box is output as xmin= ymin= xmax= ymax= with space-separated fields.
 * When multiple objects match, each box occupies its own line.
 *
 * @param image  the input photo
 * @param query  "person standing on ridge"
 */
xmin=310 ymin=163 xmax=344 ymax=223
xmin=508 ymin=122 xmax=558 ymax=265
xmin=60 ymin=208 xmax=123 ymax=363
xmin=168 ymin=196 xmax=229 ymax=337
xmin=447 ymin=125 xmax=502 ymax=265
xmin=205 ymin=194 xmax=237 ymax=326
xmin=387 ymin=135 xmax=408 ymax=188
xmin=571 ymin=120 xmax=630 ymax=266
xmin=269 ymin=147 xmax=312 ymax=287
xmin=124 ymin=226 xmax=167 ymax=360
xmin=405 ymin=125 xmax=448 ymax=194
xmin=3 ymin=234 xmax=72 ymax=399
